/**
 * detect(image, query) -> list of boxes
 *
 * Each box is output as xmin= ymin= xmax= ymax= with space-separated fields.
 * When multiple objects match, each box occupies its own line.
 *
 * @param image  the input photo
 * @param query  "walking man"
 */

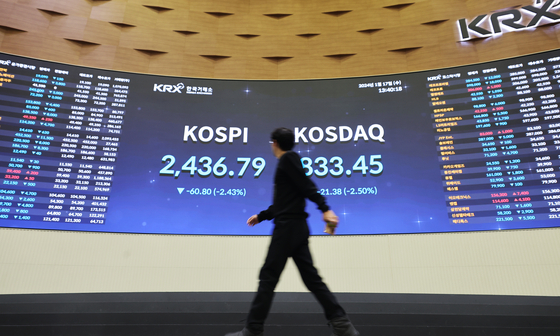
xmin=225 ymin=127 xmax=359 ymax=336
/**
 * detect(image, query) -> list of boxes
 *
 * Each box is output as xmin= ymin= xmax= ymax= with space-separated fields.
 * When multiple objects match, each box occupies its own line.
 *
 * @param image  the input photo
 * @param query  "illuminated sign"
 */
xmin=153 ymin=82 xmax=213 ymax=95
xmin=458 ymin=0 xmax=560 ymax=41
xmin=153 ymin=82 xmax=184 ymax=93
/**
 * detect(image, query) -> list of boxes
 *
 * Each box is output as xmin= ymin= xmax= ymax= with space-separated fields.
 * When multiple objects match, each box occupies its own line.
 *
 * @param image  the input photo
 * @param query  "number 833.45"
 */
xmin=301 ymin=155 xmax=383 ymax=177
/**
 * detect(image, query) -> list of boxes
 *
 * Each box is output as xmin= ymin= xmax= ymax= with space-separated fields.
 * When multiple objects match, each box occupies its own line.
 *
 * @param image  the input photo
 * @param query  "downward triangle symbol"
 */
xmin=177 ymin=188 xmax=185 ymax=195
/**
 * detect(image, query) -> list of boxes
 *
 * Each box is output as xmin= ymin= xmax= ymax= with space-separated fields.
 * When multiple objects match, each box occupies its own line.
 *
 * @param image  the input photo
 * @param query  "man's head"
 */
xmin=271 ymin=127 xmax=295 ymax=151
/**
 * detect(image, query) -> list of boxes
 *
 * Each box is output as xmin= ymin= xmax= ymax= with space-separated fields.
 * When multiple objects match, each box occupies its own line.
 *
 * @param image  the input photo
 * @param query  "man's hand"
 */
xmin=323 ymin=210 xmax=339 ymax=235
xmin=247 ymin=214 xmax=259 ymax=227
xmin=323 ymin=210 xmax=339 ymax=225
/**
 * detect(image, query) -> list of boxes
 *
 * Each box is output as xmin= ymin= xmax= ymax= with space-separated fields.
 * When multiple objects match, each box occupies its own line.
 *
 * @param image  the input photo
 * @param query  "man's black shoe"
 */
xmin=224 ymin=327 xmax=263 ymax=336
xmin=328 ymin=316 xmax=360 ymax=336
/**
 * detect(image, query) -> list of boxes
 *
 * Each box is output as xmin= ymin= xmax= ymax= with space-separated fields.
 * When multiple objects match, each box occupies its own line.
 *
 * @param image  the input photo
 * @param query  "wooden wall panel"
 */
xmin=1 ymin=0 xmax=560 ymax=79
xmin=339 ymin=53 xmax=379 ymax=78
xmin=337 ymin=7 xmax=375 ymax=32
xmin=514 ymin=28 xmax=560 ymax=56
xmin=0 ymin=31 xmax=46 ymax=59
xmin=46 ymin=15 xmax=87 ymax=41
xmin=248 ymin=34 xmax=298 ymax=57
xmin=301 ymin=34 xmax=329 ymax=56
xmin=268 ymin=16 xmax=303 ymax=37
xmin=216 ymin=13 xmax=251 ymax=35
xmin=38 ymin=36 xmax=81 ymax=64
xmin=52 ymin=0 xmax=92 ymax=17
xmin=464 ymin=0 xmax=524 ymax=17
xmin=320 ymin=4 xmax=356 ymax=14
xmin=437 ymin=42 xmax=480 ymax=69
xmin=430 ymin=0 xmax=468 ymax=21
xmin=183 ymin=32 xmax=220 ymax=56
xmin=306 ymin=56 xmax=343 ymax=79
xmin=215 ymin=33 xmax=244 ymax=56
xmin=365 ymin=6 xmax=403 ymax=29
xmin=89 ymin=1 xmax=127 ymax=24
xmin=179 ymin=10 xmax=219 ymax=34
xmin=116 ymin=27 xmax=176 ymax=53
xmin=78 ymin=44 xmax=117 ymax=70
xmin=246 ymin=0 xmax=271 ymax=14
xmin=473 ymin=33 xmax=521 ymax=63
xmin=365 ymin=30 xmax=390 ymax=54
xmin=337 ymin=31 xmax=370 ymax=53
xmin=189 ymin=0 xmax=248 ymax=15
xmin=138 ymin=0 xmax=190 ymax=11
xmin=227 ymin=38 xmax=257 ymax=60
xmin=4 ymin=3 xmax=50 ymax=33
xmin=305 ymin=32 xmax=363 ymax=57
xmin=0 ymin=1 xmax=16 ymax=27
xmin=406 ymin=45 xmax=448 ymax=72
xmin=296 ymin=35 xmax=320 ymax=58
xmin=147 ymin=52 xmax=184 ymax=76
xmin=257 ymin=13 xmax=295 ymax=36
xmin=431 ymin=20 xmax=460 ymax=43
xmin=277 ymin=56 xmax=311 ymax=79
xmin=244 ymin=55 xmax=281 ymax=79
xmin=181 ymin=53 xmax=215 ymax=78
xmin=213 ymin=56 xmax=246 ymax=78
xmin=154 ymin=9 xmax=189 ymax=31
xmin=118 ymin=26 xmax=152 ymax=50
xmin=368 ymin=48 xmax=408 ymax=75
xmin=383 ymin=25 xmax=430 ymax=51
xmin=151 ymin=28 xmax=185 ymax=53
xmin=297 ymin=12 xmax=339 ymax=35
xmin=251 ymin=0 xmax=329 ymax=15
xmin=399 ymin=3 xmax=436 ymax=26
xmin=113 ymin=46 xmax=151 ymax=73
xmin=121 ymin=3 xmax=158 ymax=27
xmin=399 ymin=0 xmax=465 ymax=25
xmin=17 ymin=0 xmax=56 ymax=12
xmin=82 ymin=19 xmax=121 ymax=46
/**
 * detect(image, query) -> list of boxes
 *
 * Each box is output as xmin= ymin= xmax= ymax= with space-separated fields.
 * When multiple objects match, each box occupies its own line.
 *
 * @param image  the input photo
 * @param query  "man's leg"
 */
xmin=244 ymin=225 xmax=291 ymax=333
xmin=291 ymin=225 xmax=359 ymax=336
xmin=291 ymin=239 xmax=346 ymax=320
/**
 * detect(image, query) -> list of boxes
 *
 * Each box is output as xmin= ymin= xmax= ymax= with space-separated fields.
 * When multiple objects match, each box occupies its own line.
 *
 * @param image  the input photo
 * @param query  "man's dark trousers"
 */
xmin=246 ymin=219 xmax=346 ymax=333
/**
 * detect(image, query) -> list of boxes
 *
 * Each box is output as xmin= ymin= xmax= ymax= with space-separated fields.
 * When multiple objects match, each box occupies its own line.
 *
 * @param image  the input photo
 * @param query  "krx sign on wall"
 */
xmin=458 ymin=0 xmax=560 ymax=41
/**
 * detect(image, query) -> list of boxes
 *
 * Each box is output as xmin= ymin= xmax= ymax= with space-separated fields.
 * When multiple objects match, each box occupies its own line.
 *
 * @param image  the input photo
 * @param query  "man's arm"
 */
xmin=283 ymin=152 xmax=329 ymax=212
xmin=247 ymin=205 xmax=274 ymax=226
xmin=283 ymin=152 xmax=340 ymax=231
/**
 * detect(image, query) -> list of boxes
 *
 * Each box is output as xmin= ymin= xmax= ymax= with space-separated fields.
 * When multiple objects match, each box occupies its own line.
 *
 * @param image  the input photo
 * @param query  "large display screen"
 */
xmin=1 ymin=50 xmax=560 ymax=235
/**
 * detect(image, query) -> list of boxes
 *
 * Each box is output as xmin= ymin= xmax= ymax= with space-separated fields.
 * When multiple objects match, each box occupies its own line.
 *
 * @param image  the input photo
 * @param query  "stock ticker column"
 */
xmin=428 ymin=55 xmax=560 ymax=225
xmin=0 ymin=57 xmax=130 ymax=225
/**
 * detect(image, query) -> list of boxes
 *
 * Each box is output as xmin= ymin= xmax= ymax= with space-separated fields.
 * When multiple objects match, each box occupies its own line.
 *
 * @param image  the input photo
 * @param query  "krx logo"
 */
xmin=458 ymin=0 xmax=560 ymax=41
xmin=153 ymin=82 xmax=185 ymax=93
